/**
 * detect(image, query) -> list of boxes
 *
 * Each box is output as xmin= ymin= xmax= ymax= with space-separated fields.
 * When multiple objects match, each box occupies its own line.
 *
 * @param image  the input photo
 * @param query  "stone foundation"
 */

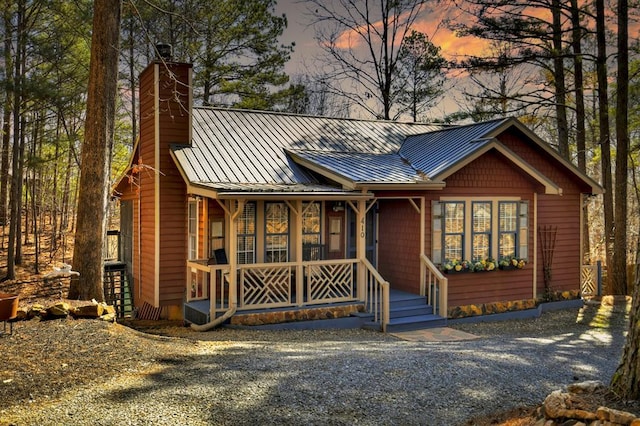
xmin=230 ymin=304 xmax=365 ymax=326
xmin=448 ymin=289 xmax=581 ymax=319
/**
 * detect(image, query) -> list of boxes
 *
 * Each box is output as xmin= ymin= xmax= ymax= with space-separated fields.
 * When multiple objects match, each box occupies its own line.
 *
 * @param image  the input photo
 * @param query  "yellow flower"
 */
xmin=455 ymin=264 xmax=462 ymax=271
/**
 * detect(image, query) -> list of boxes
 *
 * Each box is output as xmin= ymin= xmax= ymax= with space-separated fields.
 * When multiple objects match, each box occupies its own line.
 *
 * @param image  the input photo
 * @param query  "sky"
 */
xmin=273 ymin=0 xmax=489 ymax=119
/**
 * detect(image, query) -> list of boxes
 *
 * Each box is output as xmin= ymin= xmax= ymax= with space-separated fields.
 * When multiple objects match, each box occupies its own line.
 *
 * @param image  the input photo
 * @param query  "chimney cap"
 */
xmin=156 ymin=43 xmax=173 ymax=61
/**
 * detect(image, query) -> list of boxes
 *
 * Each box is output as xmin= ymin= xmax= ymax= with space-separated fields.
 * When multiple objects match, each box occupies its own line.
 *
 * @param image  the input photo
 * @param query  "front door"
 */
xmin=347 ymin=202 xmax=377 ymax=265
xmin=326 ymin=204 xmax=345 ymax=260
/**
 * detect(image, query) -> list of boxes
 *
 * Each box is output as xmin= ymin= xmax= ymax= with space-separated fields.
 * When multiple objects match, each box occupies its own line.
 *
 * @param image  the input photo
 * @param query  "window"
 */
xmin=209 ymin=217 xmax=224 ymax=256
xmin=236 ymin=202 xmax=256 ymax=264
xmin=302 ymin=202 xmax=322 ymax=260
xmin=433 ymin=199 xmax=528 ymax=264
xmin=265 ymin=202 xmax=289 ymax=263
xmin=443 ymin=202 xmax=464 ymax=262
xmin=499 ymin=202 xmax=518 ymax=259
xmin=188 ymin=200 xmax=198 ymax=260
xmin=472 ymin=202 xmax=491 ymax=261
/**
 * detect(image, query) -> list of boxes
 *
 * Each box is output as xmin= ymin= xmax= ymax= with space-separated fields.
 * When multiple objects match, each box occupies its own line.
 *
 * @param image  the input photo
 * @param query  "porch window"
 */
xmin=302 ymin=202 xmax=322 ymax=260
xmin=265 ymin=202 xmax=289 ymax=263
xmin=188 ymin=200 xmax=198 ymax=260
xmin=236 ymin=202 xmax=256 ymax=264
xmin=472 ymin=202 xmax=491 ymax=261
xmin=443 ymin=202 xmax=464 ymax=262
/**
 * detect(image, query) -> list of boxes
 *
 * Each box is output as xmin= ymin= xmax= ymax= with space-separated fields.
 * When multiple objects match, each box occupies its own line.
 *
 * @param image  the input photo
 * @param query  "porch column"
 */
xmin=295 ymin=200 xmax=304 ymax=306
xmin=419 ymin=197 xmax=426 ymax=295
xmin=228 ymin=200 xmax=242 ymax=309
xmin=356 ymin=199 xmax=366 ymax=301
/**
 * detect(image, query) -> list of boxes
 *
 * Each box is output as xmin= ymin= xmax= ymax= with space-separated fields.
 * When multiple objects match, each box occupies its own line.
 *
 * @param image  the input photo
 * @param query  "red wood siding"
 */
xmin=377 ymin=199 xmax=421 ymax=294
xmin=498 ymin=130 xmax=585 ymax=296
xmin=157 ymin=64 xmax=191 ymax=306
xmin=428 ymin=150 xmax=538 ymax=307
xmin=131 ymin=62 xmax=192 ymax=309
xmin=138 ymin=64 xmax=157 ymax=307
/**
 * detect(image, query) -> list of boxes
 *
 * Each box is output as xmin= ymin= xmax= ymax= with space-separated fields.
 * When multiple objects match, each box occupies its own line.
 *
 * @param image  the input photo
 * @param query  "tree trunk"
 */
xmin=69 ymin=0 xmax=122 ymax=300
xmin=612 ymin=0 xmax=629 ymax=296
xmin=0 ymin=1 xmax=13 ymax=228
xmin=596 ymin=0 xmax=614 ymax=292
xmin=551 ymin=0 xmax=569 ymax=160
xmin=5 ymin=0 xmax=24 ymax=280
xmin=611 ymin=241 xmax=640 ymax=398
xmin=570 ymin=0 xmax=590 ymax=263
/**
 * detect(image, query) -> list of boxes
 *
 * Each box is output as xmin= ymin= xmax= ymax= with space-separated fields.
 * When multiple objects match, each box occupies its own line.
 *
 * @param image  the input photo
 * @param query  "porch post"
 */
xmin=228 ymin=200 xmax=241 ymax=309
xmin=295 ymin=200 xmax=304 ymax=306
xmin=419 ymin=197 xmax=426 ymax=295
xmin=356 ymin=199 xmax=366 ymax=301
xmin=532 ymin=193 xmax=538 ymax=299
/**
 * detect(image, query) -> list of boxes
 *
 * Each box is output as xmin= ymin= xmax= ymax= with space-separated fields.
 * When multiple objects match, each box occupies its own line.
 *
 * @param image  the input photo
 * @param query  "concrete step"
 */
xmin=389 ymin=304 xmax=434 ymax=319
xmin=385 ymin=314 xmax=447 ymax=332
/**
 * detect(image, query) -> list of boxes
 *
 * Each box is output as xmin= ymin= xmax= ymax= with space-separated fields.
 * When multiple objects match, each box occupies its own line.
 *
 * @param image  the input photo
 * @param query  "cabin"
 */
xmin=113 ymin=57 xmax=602 ymax=332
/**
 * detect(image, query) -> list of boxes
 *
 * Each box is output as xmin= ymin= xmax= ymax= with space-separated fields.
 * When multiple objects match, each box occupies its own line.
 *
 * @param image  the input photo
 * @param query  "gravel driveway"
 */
xmin=1 ymin=304 xmax=629 ymax=426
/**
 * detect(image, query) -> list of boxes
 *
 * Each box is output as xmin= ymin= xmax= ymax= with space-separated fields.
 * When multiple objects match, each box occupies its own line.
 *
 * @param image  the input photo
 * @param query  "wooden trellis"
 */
xmin=538 ymin=225 xmax=558 ymax=300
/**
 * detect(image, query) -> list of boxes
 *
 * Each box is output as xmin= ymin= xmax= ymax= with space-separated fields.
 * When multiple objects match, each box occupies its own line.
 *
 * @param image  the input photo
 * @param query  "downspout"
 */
xmin=191 ymin=199 xmax=243 ymax=331
xmin=190 ymin=305 xmax=236 ymax=331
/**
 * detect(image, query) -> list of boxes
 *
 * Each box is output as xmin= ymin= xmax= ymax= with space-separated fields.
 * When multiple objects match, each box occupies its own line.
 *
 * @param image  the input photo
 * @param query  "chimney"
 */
xmin=156 ymin=43 xmax=173 ymax=61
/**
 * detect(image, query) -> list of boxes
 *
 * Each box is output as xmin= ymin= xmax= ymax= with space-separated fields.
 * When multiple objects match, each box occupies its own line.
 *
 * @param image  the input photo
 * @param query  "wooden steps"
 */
xmin=363 ymin=290 xmax=446 ymax=332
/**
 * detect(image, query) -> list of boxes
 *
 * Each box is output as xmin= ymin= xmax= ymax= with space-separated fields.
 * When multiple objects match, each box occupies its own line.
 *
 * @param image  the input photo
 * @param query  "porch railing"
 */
xmin=420 ymin=254 xmax=448 ymax=318
xmin=361 ymin=258 xmax=390 ymax=332
xmin=186 ymin=258 xmax=365 ymax=316
xmin=580 ymin=262 xmax=602 ymax=297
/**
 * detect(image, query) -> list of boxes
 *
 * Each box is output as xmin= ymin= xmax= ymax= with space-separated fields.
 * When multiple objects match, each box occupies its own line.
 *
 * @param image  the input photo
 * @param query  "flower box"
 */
xmin=498 ymin=258 xmax=527 ymax=270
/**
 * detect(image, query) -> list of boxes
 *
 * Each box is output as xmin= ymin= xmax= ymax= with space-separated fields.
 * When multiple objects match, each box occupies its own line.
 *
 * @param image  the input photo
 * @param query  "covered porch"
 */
xmin=181 ymin=189 xmax=448 ymax=332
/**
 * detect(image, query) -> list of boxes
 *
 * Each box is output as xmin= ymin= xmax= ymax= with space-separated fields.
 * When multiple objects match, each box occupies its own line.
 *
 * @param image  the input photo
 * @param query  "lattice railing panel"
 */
xmin=241 ymin=266 xmax=292 ymax=308
xmin=581 ymin=265 xmax=597 ymax=296
xmin=306 ymin=262 xmax=354 ymax=303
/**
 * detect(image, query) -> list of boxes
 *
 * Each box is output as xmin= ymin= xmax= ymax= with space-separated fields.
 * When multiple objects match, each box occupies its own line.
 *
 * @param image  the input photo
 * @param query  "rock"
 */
xmin=568 ymin=381 xmax=606 ymax=394
xmin=99 ymin=313 xmax=116 ymax=322
xmin=73 ymin=304 xmax=104 ymax=318
xmin=28 ymin=304 xmax=47 ymax=319
xmin=47 ymin=302 xmax=71 ymax=317
xmin=596 ymin=406 xmax=637 ymax=425
xmin=543 ymin=390 xmax=597 ymax=422
xmin=544 ymin=390 xmax=569 ymax=418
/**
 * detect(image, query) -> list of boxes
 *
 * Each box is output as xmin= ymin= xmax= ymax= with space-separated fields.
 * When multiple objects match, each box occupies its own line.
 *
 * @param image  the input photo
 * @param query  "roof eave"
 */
xmin=216 ymin=191 xmax=374 ymax=200
xmin=354 ymin=181 xmax=446 ymax=190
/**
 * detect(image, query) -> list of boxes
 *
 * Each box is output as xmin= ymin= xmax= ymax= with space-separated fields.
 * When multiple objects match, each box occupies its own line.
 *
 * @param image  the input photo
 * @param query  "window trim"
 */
xmin=471 ymin=201 xmax=492 ymax=262
xmin=236 ymin=201 xmax=256 ymax=264
xmin=264 ymin=201 xmax=290 ymax=263
xmin=187 ymin=199 xmax=198 ymax=260
xmin=302 ymin=201 xmax=322 ymax=261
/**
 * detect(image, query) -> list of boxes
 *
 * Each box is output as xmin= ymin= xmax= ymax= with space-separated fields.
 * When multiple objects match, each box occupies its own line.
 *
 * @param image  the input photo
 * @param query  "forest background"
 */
xmin=0 ymin=0 xmax=637 ymax=296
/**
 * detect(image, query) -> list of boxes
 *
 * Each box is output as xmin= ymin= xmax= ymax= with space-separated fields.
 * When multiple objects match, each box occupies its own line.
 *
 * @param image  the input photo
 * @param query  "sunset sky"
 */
xmin=274 ymin=0 xmax=492 ymax=117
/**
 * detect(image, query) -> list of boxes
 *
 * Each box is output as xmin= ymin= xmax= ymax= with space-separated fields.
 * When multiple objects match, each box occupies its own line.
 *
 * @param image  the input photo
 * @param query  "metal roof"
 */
xmin=172 ymin=108 xmax=444 ymax=192
xmin=399 ymin=119 xmax=508 ymax=179
xmin=170 ymin=109 xmax=602 ymax=196
xmin=289 ymin=150 xmax=430 ymax=184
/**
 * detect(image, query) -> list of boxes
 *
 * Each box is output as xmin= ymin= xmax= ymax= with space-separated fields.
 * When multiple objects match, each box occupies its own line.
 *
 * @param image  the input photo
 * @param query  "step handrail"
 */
xmin=361 ymin=258 xmax=390 ymax=332
xmin=420 ymin=254 xmax=448 ymax=317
